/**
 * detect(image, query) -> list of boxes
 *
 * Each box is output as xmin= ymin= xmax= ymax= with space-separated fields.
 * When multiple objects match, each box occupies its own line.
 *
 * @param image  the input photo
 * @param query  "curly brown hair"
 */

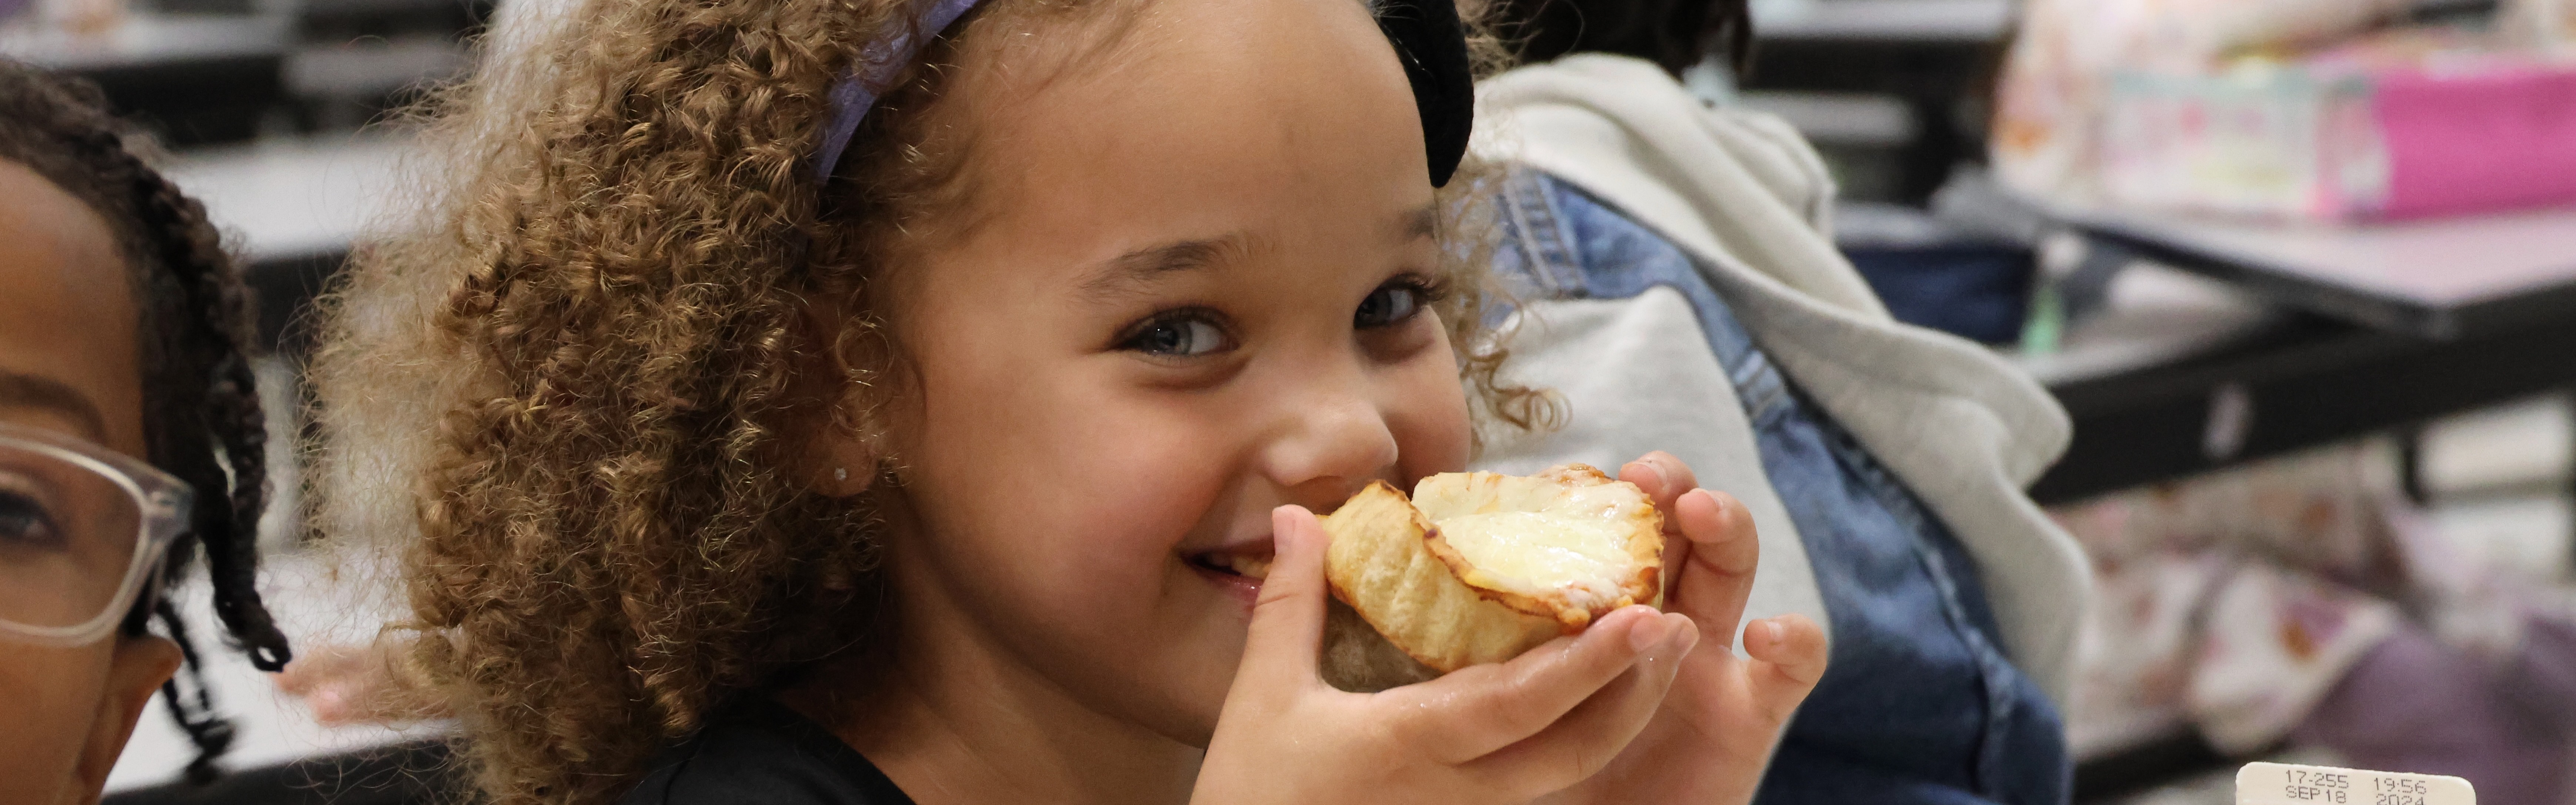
xmin=308 ymin=1 xmax=1538 ymax=803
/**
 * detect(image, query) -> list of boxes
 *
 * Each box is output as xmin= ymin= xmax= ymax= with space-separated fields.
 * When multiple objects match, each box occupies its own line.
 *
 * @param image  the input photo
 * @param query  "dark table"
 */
xmin=2032 ymin=205 xmax=2576 ymax=504
xmin=2031 ymin=204 xmax=2576 ymax=801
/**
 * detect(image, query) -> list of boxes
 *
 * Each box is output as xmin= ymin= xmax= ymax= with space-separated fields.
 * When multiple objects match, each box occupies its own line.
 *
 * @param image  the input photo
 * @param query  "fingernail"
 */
xmin=1667 ymin=621 xmax=1701 ymax=655
xmin=1628 ymin=616 xmax=1670 ymax=653
xmin=1691 ymin=488 xmax=1722 ymax=513
xmin=1271 ymin=506 xmax=1307 ymax=542
xmin=1627 ymin=460 xmax=1663 ymax=488
xmin=1748 ymin=619 xmax=1779 ymax=648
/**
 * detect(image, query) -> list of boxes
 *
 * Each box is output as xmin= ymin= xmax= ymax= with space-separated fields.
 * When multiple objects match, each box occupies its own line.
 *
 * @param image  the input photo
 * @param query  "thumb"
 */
xmin=1742 ymin=614 xmax=1829 ymax=725
xmin=1235 ymin=504 xmax=1331 ymax=695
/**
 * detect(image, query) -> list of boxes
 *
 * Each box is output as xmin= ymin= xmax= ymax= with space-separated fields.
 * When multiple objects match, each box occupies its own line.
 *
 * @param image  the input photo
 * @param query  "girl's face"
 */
xmin=0 ymin=159 xmax=183 ymax=804
xmin=868 ymin=0 xmax=1469 ymax=745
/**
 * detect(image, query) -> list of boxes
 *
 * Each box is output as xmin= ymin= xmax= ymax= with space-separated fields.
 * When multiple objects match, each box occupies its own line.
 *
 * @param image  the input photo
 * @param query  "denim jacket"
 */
xmin=1487 ymin=170 xmax=2072 ymax=805
xmin=1482 ymin=57 xmax=2089 ymax=714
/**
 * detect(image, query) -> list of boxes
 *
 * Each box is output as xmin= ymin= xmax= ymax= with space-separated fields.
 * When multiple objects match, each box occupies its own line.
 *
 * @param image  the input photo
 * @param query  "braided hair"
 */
xmin=0 ymin=59 xmax=292 ymax=783
xmin=1491 ymin=0 xmax=1755 ymax=76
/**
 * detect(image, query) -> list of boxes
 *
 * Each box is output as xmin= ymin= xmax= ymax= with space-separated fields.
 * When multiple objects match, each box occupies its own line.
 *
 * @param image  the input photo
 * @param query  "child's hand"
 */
xmin=1193 ymin=505 xmax=1701 ymax=805
xmin=276 ymin=639 xmax=449 ymax=727
xmin=1540 ymin=452 xmax=1829 ymax=805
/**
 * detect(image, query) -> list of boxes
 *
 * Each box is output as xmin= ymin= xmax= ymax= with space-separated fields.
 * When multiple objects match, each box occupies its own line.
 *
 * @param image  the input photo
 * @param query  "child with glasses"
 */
xmin=0 ymin=60 xmax=292 ymax=802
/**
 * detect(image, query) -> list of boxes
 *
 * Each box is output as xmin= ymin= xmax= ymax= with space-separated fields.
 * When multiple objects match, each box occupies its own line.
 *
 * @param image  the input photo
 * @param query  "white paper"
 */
xmin=2237 ymin=761 xmax=2475 ymax=805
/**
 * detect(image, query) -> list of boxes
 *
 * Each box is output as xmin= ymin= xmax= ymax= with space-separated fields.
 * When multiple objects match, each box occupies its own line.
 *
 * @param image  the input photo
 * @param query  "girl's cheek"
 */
xmin=1396 ymin=383 xmax=1474 ymax=480
xmin=1033 ymin=407 xmax=1230 ymax=572
xmin=1389 ymin=339 xmax=1475 ymax=482
xmin=0 ymin=644 xmax=113 ymax=798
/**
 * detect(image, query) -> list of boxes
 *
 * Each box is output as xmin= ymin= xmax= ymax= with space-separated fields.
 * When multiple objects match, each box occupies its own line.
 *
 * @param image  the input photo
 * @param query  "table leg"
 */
xmin=2397 ymin=423 xmax=2430 ymax=506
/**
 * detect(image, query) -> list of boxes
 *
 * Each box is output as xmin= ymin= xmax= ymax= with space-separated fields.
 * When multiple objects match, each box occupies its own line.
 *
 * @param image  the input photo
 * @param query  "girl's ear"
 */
xmin=810 ymin=419 xmax=885 ymax=497
xmin=798 ymin=285 xmax=896 ymax=498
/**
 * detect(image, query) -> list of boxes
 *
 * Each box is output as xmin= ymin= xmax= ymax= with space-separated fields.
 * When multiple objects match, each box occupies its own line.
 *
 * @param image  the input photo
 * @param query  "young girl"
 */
xmin=309 ymin=0 xmax=1825 ymax=802
xmin=0 ymin=60 xmax=294 ymax=801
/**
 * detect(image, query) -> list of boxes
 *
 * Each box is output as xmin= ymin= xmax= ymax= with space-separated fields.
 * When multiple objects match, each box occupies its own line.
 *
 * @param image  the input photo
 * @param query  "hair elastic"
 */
xmin=809 ymin=0 xmax=1475 ymax=188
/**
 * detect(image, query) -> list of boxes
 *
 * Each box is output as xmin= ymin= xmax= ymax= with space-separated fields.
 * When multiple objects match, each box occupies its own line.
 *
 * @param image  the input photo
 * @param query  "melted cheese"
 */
xmin=1435 ymin=511 xmax=1633 ymax=589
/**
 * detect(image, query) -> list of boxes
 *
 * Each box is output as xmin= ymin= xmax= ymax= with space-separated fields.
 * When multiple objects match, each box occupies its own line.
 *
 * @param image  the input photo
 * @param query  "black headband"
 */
xmin=812 ymin=0 xmax=1475 ymax=187
xmin=1373 ymin=0 xmax=1475 ymax=187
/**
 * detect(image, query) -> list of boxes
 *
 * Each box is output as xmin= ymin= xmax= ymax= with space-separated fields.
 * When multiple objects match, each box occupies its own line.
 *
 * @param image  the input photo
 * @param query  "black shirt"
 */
xmin=621 ymin=697 xmax=914 ymax=805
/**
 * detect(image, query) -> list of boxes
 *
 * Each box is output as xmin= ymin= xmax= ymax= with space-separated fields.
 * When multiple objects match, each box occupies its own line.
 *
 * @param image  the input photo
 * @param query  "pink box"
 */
xmin=2373 ymin=64 xmax=2576 ymax=218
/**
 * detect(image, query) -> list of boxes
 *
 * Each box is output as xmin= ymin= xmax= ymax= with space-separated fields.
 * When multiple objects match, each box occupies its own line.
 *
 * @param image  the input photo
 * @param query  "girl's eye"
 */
xmin=1120 ymin=312 xmax=1234 ymax=357
xmin=0 ymin=490 xmax=66 ymax=552
xmin=1355 ymin=282 xmax=1428 ymax=329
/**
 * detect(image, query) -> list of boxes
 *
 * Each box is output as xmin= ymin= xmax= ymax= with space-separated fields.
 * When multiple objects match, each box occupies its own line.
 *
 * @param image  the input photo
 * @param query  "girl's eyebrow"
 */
xmin=1396 ymin=204 xmax=1436 ymax=241
xmin=1078 ymin=235 xmax=1240 ymax=303
xmin=0 ymin=370 xmax=107 ymax=442
xmin=1077 ymin=204 xmax=1437 ymax=303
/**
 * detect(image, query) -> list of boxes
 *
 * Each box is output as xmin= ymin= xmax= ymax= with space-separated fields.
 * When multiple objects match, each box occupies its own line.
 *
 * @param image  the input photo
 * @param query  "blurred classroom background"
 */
xmin=6 ymin=0 xmax=2573 ymax=802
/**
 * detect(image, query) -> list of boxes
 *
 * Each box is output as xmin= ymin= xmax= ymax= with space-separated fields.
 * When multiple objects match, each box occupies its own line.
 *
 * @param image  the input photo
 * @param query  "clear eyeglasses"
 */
xmin=0 ymin=422 xmax=190 ymax=647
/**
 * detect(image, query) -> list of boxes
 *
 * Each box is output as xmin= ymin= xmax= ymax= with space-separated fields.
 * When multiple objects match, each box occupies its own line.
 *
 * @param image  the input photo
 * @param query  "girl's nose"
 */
xmin=1257 ymin=370 xmax=1401 ymax=509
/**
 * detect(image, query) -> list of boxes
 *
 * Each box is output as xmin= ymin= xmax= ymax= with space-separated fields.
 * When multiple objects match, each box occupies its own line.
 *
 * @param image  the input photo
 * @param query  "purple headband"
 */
xmin=810 ymin=0 xmax=1472 ymax=188
xmin=811 ymin=0 xmax=987 ymax=183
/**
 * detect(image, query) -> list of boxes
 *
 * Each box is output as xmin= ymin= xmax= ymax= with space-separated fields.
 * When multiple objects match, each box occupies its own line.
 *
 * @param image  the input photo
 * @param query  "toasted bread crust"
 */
xmin=1319 ymin=466 xmax=1664 ymax=682
xmin=1322 ymin=481 xmax=1560 ymax=675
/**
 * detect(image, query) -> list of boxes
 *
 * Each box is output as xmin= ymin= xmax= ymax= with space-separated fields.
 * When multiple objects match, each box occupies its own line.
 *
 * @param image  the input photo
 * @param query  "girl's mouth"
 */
xmin=1185 ymin=549 xmax=1273 ymax=608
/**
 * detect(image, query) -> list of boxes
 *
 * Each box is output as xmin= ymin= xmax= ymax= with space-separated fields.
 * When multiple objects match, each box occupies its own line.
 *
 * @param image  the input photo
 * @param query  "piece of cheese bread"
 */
xmin=1318 ymin=464 xmax=1664 ymax=690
